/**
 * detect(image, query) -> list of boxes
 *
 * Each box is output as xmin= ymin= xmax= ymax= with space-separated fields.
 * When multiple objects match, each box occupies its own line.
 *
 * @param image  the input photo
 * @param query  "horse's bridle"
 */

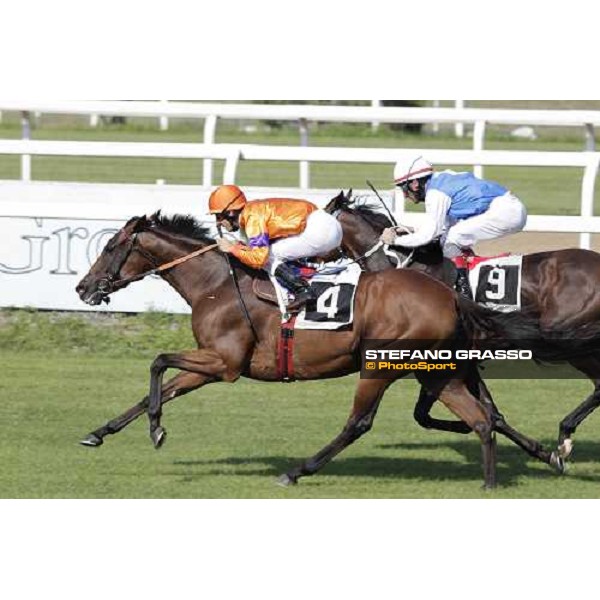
xmin=96 ymin=229 xmax=217 ymax=301
xmin=95 ymin=232 xmax=142 ymax=301
xmin=331 ymin=205 xmax=413 ymax=270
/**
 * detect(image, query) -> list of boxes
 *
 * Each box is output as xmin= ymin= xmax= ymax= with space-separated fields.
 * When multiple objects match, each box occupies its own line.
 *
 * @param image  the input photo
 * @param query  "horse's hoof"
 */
xmin=276 ymin=473 xmax=298 ymax=487
xmin=550 ymin=451 xmax=567 ymax=475
xmin=151 ymin=427 xmax=167 ymax=449
xmin=80 ymin=433 xmax=103 ymax=447
xmin=558 ymin=438 xmax=573 ymax=460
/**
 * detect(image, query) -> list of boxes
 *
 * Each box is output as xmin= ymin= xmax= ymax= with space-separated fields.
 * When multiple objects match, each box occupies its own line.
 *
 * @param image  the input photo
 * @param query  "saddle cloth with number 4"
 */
xmin=272 ymin=260 xmax=362 ymax=330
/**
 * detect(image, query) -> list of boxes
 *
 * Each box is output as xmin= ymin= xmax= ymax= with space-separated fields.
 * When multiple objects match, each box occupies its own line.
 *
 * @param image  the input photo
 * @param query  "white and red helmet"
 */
xmin=394 ymin=156 xmax=434 ymax=186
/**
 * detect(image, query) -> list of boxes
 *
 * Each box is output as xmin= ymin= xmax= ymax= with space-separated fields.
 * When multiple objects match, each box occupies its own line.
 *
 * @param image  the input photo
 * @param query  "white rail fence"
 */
xmin=0 ymin=139 xmax=599 ymax=248
xmin=2 ymin=100 xmax=600 ymax=183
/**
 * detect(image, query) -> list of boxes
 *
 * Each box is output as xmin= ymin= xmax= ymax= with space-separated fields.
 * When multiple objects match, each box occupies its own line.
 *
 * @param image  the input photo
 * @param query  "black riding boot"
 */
xmin=456 ymin=268 xmax=473 ymax=298
xmin=274 ymin=263 xmax=316 ymax=312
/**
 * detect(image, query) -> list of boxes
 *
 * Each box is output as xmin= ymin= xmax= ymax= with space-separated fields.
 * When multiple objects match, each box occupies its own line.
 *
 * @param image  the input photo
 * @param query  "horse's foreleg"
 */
xmin=147 ymin=349 xmax=231 ymax=449
xmin=279 ymin=379 xmax=394 ymax=486
xmin=80 ymin=371 xmax=209 ymax=447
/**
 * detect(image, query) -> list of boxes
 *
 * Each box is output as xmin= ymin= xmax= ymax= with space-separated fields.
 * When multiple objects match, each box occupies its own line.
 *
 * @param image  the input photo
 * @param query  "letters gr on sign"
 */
xmin=0 ymin=218 xmax=118 ymax=276
xmin=0 ymin=216 xmax=191 ymax=313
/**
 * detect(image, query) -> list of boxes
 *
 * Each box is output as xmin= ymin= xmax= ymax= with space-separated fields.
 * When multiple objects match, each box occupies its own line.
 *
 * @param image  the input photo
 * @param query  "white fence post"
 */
xmin=580 ymin=154 xmax=600 ymax=249
xmin=371 ymin=100 xmax=381 ymax=132
xmin=432 ymin=100 xmax=440 ymax=134
xmin=473 ymin=120 xmax=486 ymax=178
xmin=223 ymin=149 xmax=241 ymax=184
xmin=159 ymin=100 xmax=169 ymax=131
xmin=299 ymin=118 xmax=310 ymax=189
xmin=21 ymin=111 xmax=31 ymax=182
xmin=455 ymin=100 xmax=465 ymax=138
xmin=203 ymin=115 xmax=218 ymax=187
xmin=90 ymin=114 xmax=99 ymax=127
xmin=585 ymin=123 xmax=596 ymax=152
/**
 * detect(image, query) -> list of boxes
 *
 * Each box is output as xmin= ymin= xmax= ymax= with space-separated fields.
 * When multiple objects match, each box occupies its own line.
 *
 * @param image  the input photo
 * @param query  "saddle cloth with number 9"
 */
xmin=293 ymin=262 xmax=362 ymax=330
xmin=467 ymin=254 xmax=523 ymax=312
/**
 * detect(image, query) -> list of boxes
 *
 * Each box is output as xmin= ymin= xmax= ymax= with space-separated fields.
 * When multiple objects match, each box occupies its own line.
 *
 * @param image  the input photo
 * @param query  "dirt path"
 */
xmin=476 ymin=233 xmax=600 ymax=255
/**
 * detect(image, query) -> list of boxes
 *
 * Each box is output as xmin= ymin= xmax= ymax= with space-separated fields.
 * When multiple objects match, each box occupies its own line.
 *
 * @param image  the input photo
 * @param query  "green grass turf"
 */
xmin=2 ymin=309 xmax=599 ymax=498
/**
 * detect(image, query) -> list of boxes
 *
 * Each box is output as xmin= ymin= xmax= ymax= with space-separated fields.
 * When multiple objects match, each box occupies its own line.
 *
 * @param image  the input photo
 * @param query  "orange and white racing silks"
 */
xmin=229 ymin=198 xmax=317 ymax=269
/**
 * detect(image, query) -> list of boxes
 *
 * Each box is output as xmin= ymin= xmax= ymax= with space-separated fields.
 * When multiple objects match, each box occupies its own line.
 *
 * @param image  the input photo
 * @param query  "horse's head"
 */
xmin=76 ymin=215 xmax=154 ymax=305
xmin=325 ymin=191 xmax=444 ymax=270
xmin=323 ymin=189 xmax=353 ymax=215
xmin=325 ymin=191 xmax=394 ymax=264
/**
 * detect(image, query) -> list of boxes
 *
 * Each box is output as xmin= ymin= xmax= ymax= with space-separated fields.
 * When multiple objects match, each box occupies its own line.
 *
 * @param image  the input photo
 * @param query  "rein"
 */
xmin=358 ymin=241 xmax=414 ymax=269
xmin=217 ymin=225 xmax=259 ymax=343
xmin=329 ymin=203 xmax=414 ymax=272
xmin=109 ymin=238 xmax=218 ymax=292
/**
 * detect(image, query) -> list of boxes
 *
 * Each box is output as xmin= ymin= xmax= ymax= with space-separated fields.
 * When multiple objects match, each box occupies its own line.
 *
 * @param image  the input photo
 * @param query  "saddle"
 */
xmin=253 ymin=278 xmax=278 ymax=304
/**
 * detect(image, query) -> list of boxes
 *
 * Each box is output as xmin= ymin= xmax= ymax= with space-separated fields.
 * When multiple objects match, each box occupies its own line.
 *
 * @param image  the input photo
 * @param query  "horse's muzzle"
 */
xmin=75 ymin=278 xmax=112 ymax=306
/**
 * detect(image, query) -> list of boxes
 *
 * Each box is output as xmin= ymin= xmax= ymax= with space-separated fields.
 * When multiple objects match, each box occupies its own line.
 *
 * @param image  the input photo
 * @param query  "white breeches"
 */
xmin=267 ymin=209 xmax=343 ymax=274
xmin=442 ymin=193 xmax=527 ymax=258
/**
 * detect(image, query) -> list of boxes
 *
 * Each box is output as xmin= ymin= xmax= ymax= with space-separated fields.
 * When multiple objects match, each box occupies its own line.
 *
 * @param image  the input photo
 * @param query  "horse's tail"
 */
xmin=455 ymin=295 xmax=600 ymax=362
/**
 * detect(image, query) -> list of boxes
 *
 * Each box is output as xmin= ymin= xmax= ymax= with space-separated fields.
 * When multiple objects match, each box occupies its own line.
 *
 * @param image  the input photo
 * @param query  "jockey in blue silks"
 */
xmin=380 ymin=156 xmax=527 ymax=296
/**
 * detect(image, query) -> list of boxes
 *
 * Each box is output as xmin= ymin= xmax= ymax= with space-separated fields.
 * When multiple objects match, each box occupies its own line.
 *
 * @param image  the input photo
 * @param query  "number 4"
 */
xmin=316 ymin=286 xmax=340 ymax=318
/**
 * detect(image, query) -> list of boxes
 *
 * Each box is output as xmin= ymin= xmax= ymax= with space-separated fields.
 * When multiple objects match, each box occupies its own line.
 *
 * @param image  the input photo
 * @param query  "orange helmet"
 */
xmin=208 ymin=185 xmax=247 ymax=214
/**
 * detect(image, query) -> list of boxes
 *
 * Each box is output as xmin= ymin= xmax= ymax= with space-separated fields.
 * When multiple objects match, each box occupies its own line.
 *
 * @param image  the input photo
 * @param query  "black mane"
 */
xmin=350 ymin=203 xmax=394 ymax=231
xmin=332 ymin=193 xmax=394 ymax=231
xmin=148 ymin=211 xmax=215 ymax=243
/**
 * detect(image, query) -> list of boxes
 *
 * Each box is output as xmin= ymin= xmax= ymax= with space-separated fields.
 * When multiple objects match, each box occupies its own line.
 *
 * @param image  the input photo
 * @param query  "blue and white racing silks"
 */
xmin=428 ymin=171 xmax=509 ymax=220
xmin=396 ymin=170 xmax=509 ymax=248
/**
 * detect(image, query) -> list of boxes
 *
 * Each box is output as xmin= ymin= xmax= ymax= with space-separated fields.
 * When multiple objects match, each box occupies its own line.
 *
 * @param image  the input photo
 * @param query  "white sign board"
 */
xmin=0 ymin=181 xmax=349 ymax=313
xmin=0 ymin=215 xmax=192 ymax=313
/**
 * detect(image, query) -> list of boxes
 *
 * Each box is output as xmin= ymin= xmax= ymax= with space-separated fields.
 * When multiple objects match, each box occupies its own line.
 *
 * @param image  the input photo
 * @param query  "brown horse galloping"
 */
xmin=325 ymin=190 xmax=600 ymax=463
xmin=75 ymin=213 xmax=588 ymax=488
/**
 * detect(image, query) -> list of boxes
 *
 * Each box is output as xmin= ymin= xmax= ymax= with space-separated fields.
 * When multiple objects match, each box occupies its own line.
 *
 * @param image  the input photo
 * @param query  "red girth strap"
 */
xmin=277 ymin=316 xmax=297 ymax=382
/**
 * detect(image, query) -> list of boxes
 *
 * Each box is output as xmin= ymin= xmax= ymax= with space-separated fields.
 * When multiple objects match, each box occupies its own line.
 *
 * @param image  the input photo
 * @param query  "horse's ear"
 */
xmin=124 ymin=215 xmax=149 ymax=234
xmin=143 ymin=211 xmax=162 ymax=229
xmin=324 ymin=191 xmax=344 ymax=213
xmin=346 ymin=188 xmax=353 ymax=202
xmin=148 ymin=210 xmax=161 ymax=224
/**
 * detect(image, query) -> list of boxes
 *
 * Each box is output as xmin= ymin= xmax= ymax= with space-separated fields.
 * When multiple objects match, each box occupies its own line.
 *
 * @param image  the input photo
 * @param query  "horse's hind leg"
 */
xmin=80 ymin=371 xmax=208 ymax=447
xmin=475 ymin=376 xmax=564 ymax=472
xmin=278 ymin=378 xmax=394 ymax=486
xmin=557 ymin=378 xmax=600 ymax=460
xmin=414 ymin=387 xmax=472 ymax=434
xmin=434 ymin=379 xmax=497 ymax=489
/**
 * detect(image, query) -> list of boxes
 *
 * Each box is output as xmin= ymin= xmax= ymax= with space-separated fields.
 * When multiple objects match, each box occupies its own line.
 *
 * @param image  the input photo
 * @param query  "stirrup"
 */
xmin=274 ymin=263 xmax=316 ymax=312
xmin=455 ymin=268 xmax=472 ymax=298
xmin=286 ymin=289 xmax=316 ymax=313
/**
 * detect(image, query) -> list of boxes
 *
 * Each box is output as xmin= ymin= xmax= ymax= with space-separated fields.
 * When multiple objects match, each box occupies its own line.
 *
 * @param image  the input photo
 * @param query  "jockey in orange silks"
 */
xmin=209 ymin=185 xmax=343 ymax=312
